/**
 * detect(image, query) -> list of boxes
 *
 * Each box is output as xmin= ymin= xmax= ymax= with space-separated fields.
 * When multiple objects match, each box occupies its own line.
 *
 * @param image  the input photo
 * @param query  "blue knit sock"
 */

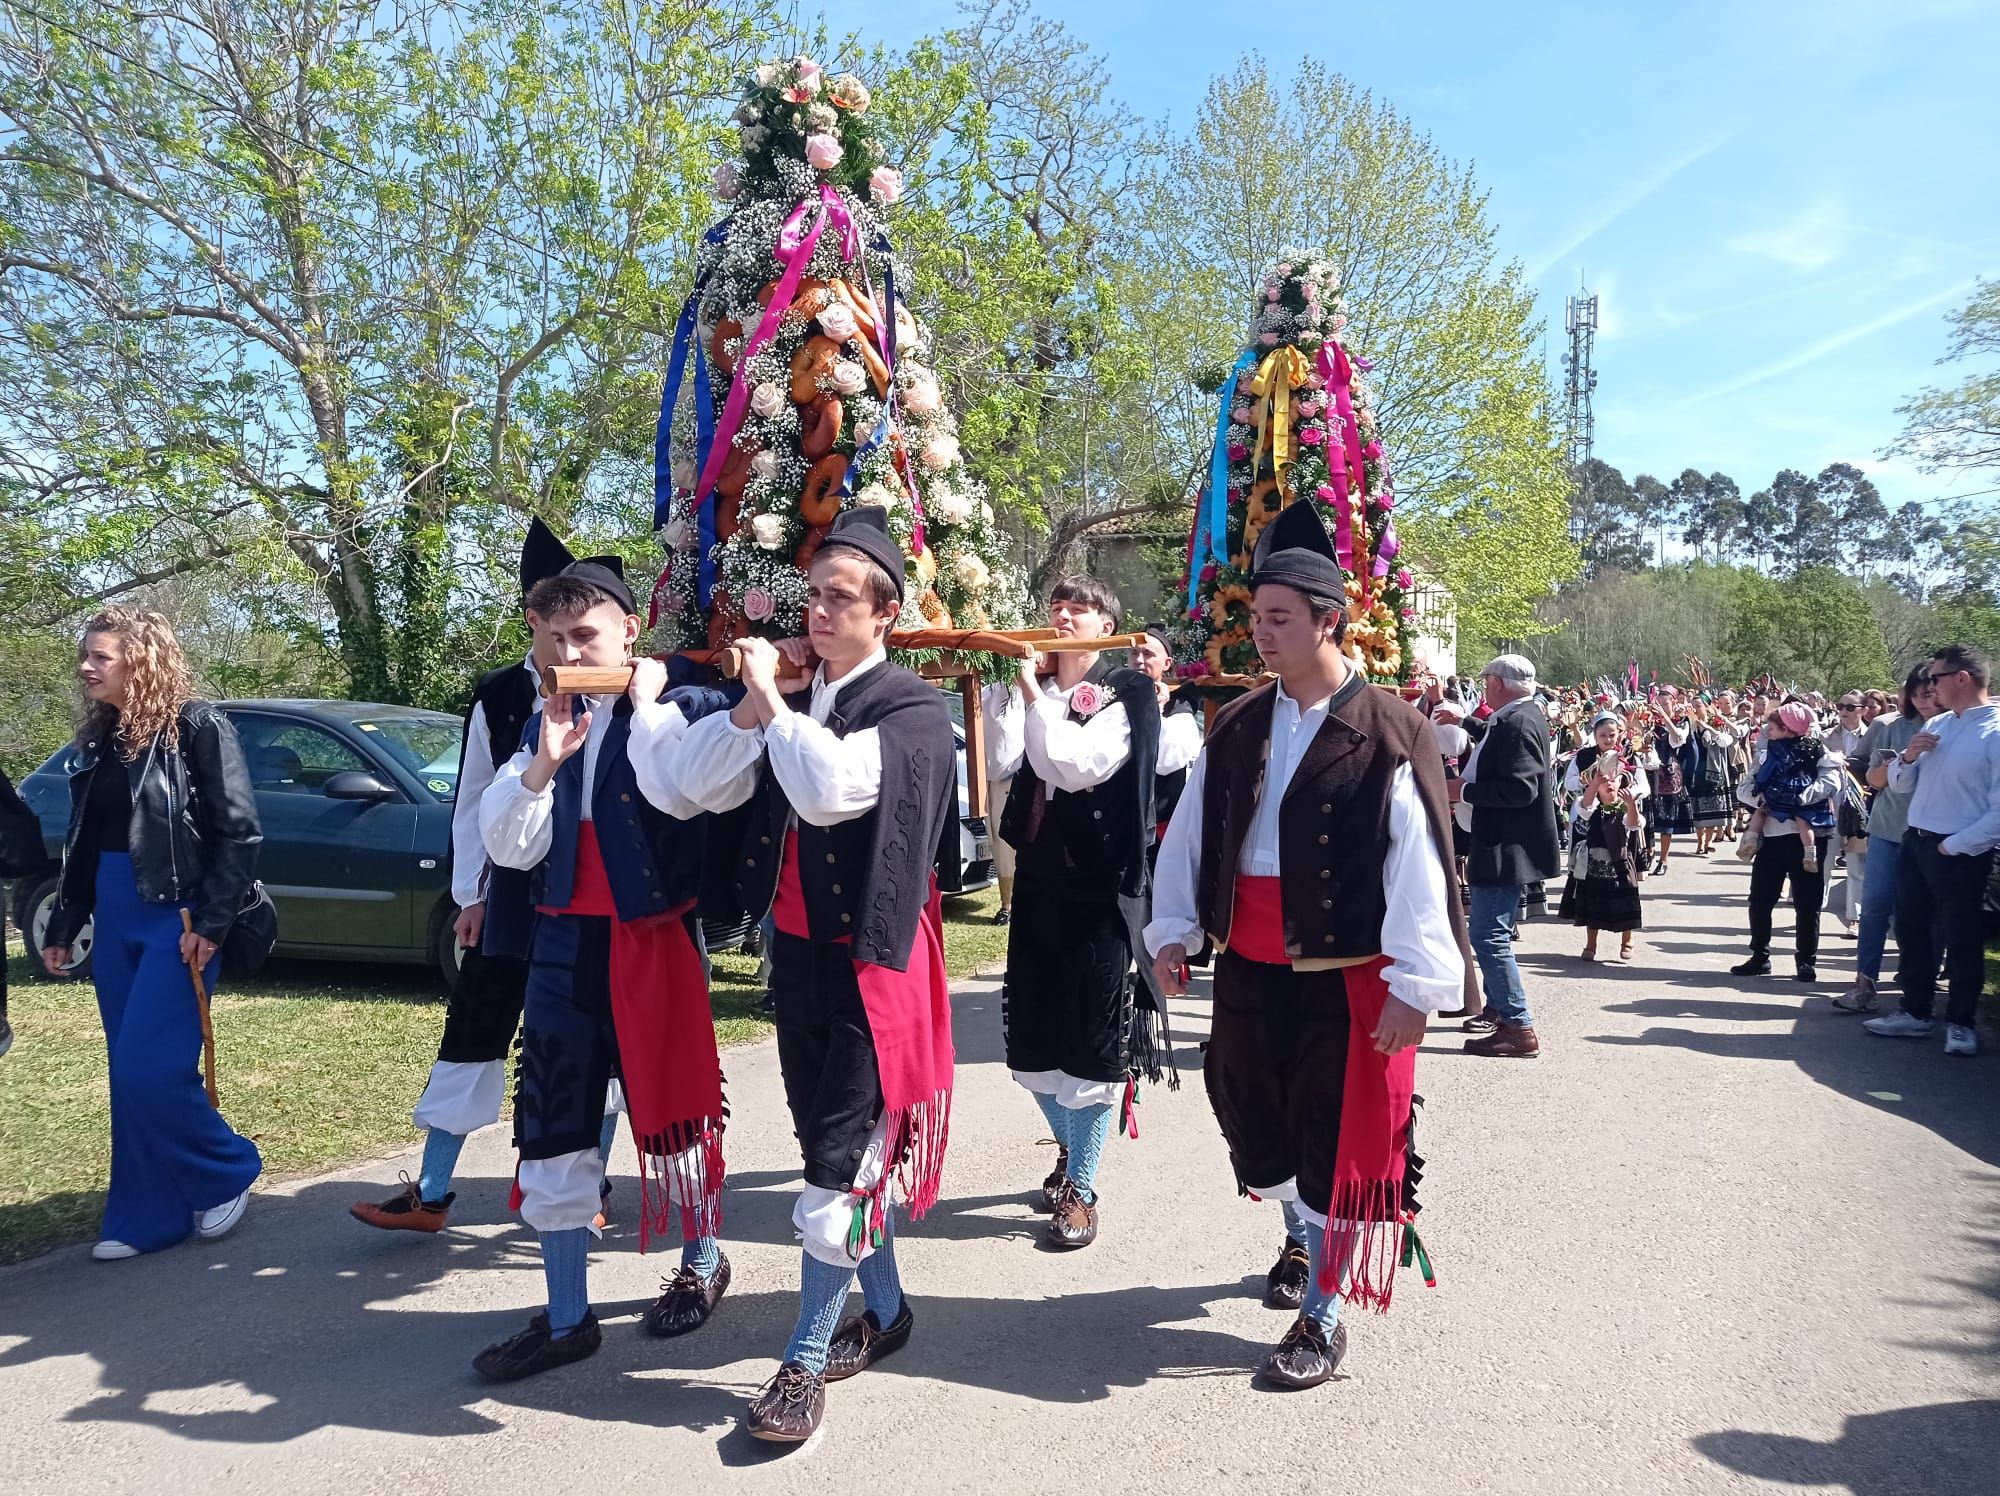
xmin=1063 ymin=1101 xmax=1116 ymax=1205
xmin=1301 ymin=1219 xmax=1344 ymax=1334
xmin=681 ymin=1233 xmax=721 ymax=1285
xmin=783 ymin=1249 xmax=856 ymax=1374
xmin=1282 ymin=1198 xmax=1312 ymax=1248
xmin=540 ymin=1227 xmax=591 ymax=1336
xmin=596 ymin=1109 xmax=619 ymax=1171
xmin=417 ymin=1128 xmax=465 ymax=1205
xmin=1031 ymin=1089 xmax=1071 ymax=1147
xmin=855 ymin=1213 xmax=904 ymax=1324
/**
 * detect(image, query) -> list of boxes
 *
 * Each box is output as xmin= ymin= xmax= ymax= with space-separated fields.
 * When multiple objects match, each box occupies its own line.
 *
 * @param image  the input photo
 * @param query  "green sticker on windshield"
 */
xmin=428 ymin=778 xmax=452 ymax=794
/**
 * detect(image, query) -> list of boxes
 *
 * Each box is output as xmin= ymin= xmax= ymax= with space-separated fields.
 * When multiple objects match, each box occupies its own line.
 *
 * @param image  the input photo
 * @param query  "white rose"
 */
xmin=754 ymin=63 xmax=778 ymax=87
xmin=952 ymin=553 xmax=991 ymax=592
xmin=751 ymin=450 xmax=779 ymax=481
xmin=661 ymin=517 xmax=693 ymax=551
xmin=671 ymin=457 xmax=696 ymax=490
xmin=902 ymin=373 xmax=941 ymax=416
xmin=856 ymin=482 xmax=896 ymax=509
xmin=749 ymin=381 xmax=785 ymax=419
xmin=931 ymin=489 xmax=973 ymax=525
xmin=920 ymin=433 xmax=960 ymax=472
xmin=750 ymin=513 xmax=786 ymax=549
xmin=979 ymin=501 xmax=994 ymax=525
xmin=828 ymin=358 xmax=867 ymax=395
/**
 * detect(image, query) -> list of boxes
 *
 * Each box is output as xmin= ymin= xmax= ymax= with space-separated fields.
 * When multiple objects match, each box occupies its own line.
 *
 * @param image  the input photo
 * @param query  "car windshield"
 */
xmin=351 ymin=717 xmax=461 ymax=801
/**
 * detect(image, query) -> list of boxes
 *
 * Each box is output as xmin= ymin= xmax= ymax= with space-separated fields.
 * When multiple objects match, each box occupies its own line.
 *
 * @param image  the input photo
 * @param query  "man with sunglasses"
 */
xmin=1864 ymin=646 xmax=2000 ymax=1056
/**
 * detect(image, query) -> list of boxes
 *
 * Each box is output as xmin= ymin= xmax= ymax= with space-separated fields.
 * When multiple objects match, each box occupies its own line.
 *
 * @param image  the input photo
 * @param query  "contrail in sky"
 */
xmin=1524 ymin=138 xmax=1728 ymax=282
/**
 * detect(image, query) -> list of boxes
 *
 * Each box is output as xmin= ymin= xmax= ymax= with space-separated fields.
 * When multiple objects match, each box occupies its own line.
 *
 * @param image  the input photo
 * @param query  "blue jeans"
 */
xmin=1467 ymin=881 xmax=1533 ymax=1027
xmin=1854 ymin=832 xmax=1901 ymax=982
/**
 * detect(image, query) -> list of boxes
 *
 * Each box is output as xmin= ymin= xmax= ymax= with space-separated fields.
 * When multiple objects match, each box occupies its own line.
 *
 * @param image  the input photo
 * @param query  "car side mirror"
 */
xmin=322 ymin=771 xmax=397 ymax=803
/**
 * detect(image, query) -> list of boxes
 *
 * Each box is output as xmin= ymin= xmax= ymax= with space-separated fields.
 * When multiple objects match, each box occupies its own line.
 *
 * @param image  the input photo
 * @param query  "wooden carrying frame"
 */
xmin=539 ymin=628 xmax=1154 ymax=818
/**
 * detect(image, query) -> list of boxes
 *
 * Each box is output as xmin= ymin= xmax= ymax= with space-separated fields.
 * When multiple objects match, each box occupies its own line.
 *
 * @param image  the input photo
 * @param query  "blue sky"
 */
xmin=866 ymin=0 xmax=2000 ymax=516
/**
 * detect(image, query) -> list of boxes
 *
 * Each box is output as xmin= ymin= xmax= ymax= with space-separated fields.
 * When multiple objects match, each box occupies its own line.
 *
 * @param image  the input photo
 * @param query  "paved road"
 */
xmin=2 ymin=851 xmax=1996 ymax=1495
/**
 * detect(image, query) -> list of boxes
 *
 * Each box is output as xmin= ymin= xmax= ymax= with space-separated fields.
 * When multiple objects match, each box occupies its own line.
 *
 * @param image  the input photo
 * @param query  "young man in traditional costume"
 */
xmin=1148 ymin=501 xmax=1466 ymax=1388
xmin=984 ymin=576 xmax=1161 ymax=1250
xmin=472 ymin=554 xmax=734 ymax=1381
xmin=640 ymin=508 xmax=956 ymax=1443
xmin=351 ymin=520 xmax=624 ymax=1234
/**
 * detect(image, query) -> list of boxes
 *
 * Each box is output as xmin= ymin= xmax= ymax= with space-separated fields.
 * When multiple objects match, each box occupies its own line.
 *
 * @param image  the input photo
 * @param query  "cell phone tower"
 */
xmin=1562 ymin=287 xmax=1599 ymax=472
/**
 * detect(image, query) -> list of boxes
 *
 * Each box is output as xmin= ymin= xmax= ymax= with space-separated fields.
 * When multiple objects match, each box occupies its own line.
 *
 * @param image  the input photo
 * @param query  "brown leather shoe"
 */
xmin=823 ymin=1298 xmax=914 ymax=1382
xmin=350 ymin=1175 xmax=452 ymax=1233
xmin=1045 ymin=1177 xmax=1099 ymax=1249
xmin=1464 ymin=1022 xmax=1540 ymax=1058
xmin=642 ymin=1253 xmax=731 ymax=1337
xmin=1260 ymin=1316 xmax=1348 ymax=1389
xmin=745 ymin=1360 xmax=826 ymax=1443
xmin=1264 ymin=1241 xmax=1311 ymax=1310
xmin=1036 ymin=1145 xmax=1070 ymax=1212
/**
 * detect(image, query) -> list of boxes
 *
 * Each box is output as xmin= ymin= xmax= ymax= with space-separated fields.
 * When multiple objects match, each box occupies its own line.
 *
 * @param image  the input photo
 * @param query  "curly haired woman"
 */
xmin=40 ymin=608 xmax=264 ymax=1261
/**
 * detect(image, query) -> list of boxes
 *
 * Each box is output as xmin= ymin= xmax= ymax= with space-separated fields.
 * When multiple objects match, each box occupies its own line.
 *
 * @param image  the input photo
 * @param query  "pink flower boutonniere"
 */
xmin=1069 ymin=681 xmax=1103 ymax=718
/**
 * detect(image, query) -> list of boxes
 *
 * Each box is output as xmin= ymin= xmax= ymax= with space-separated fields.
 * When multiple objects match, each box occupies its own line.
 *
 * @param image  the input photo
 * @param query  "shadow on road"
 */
xmin=1696 ymin=1399 xmax=2000 ymax=1495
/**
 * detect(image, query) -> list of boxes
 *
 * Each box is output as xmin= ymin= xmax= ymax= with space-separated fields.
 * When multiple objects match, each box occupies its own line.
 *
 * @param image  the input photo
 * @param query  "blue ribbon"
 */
xmin=841 ymin=232 xmax=900 ymax=499
xmin=653 ymin=225 xmax=727 ymax=607
xmin=1187 ymin=350 xmax=1258 ymax=610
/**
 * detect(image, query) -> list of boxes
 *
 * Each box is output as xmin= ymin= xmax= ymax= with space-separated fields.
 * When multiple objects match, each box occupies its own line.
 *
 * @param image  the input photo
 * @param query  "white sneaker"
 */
xmin=1863 ymin=1010 xmax=1936 ymax=1039
xmin=195 ymin=1189 xmax=250 ymax=1240
xmin=1831 ymin=979 xmax=1877 ymax=1014
xmin=91 ymin=1240 xmax=140 ymax=1261
xmin=1945 ymin=1025 xmax=1979 ymax=1057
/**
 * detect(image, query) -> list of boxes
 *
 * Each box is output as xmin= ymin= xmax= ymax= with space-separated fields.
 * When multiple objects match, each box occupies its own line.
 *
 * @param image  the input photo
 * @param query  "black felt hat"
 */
xmin=1248 ymin=500 xmax=1347 ymax=599
xmin=519 ymin=516 xmax=574 ymax=598
xmin=819 ymin=505 xmax=907 ymax=601
xmin=562 ymin=555 xmax=638 ymax=617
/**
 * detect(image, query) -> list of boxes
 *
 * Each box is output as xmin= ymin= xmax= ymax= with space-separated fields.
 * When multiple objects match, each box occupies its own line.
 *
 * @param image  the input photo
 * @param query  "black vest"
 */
xmin=719 ymin=663 xmax=958 ymax=971
xmin=998 ymin=661 xmax=1161 ymax=899
xmin=463 ymin=662 xmax=541 ymax=959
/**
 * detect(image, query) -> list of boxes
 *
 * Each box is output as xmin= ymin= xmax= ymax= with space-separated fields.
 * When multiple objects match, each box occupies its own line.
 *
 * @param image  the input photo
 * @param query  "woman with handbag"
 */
xmin=40 ymin=607 xmax=264 ymax=1261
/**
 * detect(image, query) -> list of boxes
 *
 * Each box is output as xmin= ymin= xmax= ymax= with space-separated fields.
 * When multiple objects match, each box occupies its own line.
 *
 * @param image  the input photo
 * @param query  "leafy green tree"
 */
xmin=1891 ymin=276 xmax=2000 ymax=478
xmin=1631 ymin=473 xmax=1672 ymax=565
xmin=1571 ymin=458 xmax=1646 ymax=573
xmin=1815 ymin=462 xmax=1889 ymax=573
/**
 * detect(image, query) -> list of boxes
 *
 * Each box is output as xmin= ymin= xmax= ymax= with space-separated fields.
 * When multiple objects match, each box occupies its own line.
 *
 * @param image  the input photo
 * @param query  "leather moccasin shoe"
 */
xmin=350 ymin=1175 xmax=452 ymax=1234
xmin=746 ymin=1360 xmax=826 ymax=1444
xmin=823 ymin=1299 xmax=915 ymax=1382
xmin=643 ymin=1253 xmax=731 ymax=1337
xmin=1463 ymin=1022 xmax=1540 ymax=1058
xmin=1261 ymin=1317 xmax=1348 ymax=1390
xmin=1036 ymin=1146 xmax=1070 ymax=1212
xmin=1045 ymin=1178 xmax=1099 ymax=1249
xmin=472 ymin=1311 xmax=601 ymax=1382
xmin=1264 ymin=1241 xmax=1311 ymax=1311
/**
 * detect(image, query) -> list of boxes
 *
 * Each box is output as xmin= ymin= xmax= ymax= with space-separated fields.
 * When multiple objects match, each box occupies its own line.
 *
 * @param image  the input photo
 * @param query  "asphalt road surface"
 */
xmin=2 ymin=851 xmax=1995 ymax=1495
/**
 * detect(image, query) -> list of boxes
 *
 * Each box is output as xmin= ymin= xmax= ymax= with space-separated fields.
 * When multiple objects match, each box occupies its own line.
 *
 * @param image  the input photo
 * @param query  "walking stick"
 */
xmin=179 ymin=908 xmax=220 ymax=1107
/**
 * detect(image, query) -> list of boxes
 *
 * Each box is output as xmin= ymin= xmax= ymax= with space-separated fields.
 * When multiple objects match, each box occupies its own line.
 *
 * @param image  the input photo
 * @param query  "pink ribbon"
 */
xmin=694 ymin=186 xmax=857 ymax=506
xmin=1319 ymin=345 xmax=1361 ymax=574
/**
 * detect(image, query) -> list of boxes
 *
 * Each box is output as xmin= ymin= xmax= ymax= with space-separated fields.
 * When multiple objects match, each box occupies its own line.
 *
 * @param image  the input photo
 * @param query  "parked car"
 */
xmin=14 ymin=692 xmax=994 ymax=987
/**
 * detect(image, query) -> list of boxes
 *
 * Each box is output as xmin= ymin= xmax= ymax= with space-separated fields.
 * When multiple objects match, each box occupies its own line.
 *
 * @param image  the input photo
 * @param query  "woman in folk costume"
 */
xmin=638 ymin=509 xmax=958 ymax=1444
xmin=1558 ymin=712 xmax=1649 ymax=961
xmin=984 ymin=576 xmax=1163 ymax=1252
xmin=1687 ymin=705 xmax=1739 ymax=856
xmin=1647 ymin=696 xmax=1698 ymax=875
xmin=474 ymin=557 xmax=737 ymax=1382
xmin=352 ymin=519 xmax=624 ymax=1236
xmin=1148 ymin=502 xmax=1466 ymax=1390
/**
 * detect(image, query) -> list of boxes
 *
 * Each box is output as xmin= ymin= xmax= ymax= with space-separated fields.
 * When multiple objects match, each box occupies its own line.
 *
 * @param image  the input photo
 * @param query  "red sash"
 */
xmin=772 ymin=827 xmax=812 ymax=940
xmin=537 ymin=821 xmax=616 ymax=917
xmin=1227 ymin=874 xmax=1289 ymax=965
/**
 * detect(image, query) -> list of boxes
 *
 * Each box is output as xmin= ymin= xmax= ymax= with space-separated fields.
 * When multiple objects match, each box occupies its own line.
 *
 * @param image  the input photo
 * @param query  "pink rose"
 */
xmin=1297 ymin=426 xmax=1325 ymax=447
xmin=749 ymin=381 xmax=785 ymax=419
xmin=902 ymin=372 xmax=941 ymax=415
xmin=1396 ymin=568 xmax=1413 ymax=589
xmin=792 ymin=56 xmax=823 ymax=87
xmin=1259 ymin=331 xmax=1278 ymax=346
xmin=1069 ymin=681 xmax=1102 ymax=717
xmin=742 ymin=586 xmax=775 ymax=622
xmin=817 ymin=302 xmax=858 ymax=343
xmin=1226 ymin=443 xmax=1249 ymax=462
xmin=1363 ymin=440 xmax=1383 ymax=460
xmin=805 ymin=133 xmax=843 ymax=171
xmin=1314 ymin=484 xmax=1338 ymax=505
xmin=1401 ymin=607 xmax=1416 ymax=618
xmin=1230 ymin=404 xmax=1253 ymax=424
xmin=828 ymin=358 xmax=866 ymax=395
xmin=868 ymin=165 xmax=903 ymax=204
xmin=712 ymin=162 xmax=741 ymax=200
xmin=1379 ymin=490 xmax=1396 ymax=512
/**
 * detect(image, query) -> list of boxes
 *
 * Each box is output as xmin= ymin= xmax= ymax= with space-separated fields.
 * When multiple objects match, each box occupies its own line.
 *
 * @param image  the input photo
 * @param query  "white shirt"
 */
xmin=983 ymin=672 xmax=1133 ymax=792
xmin=479 ymin=693 xmax=621 ymax=871
xmin=1142 ymin=679 xmax=1466 ymax=1015
xmin=1887 ymin=703 xmax=2000 ymax=855
xmin=450 ymin=654 xmax=539 ymax=907
xmin=642 ymin=649 xmax=888 ymax=825
xmin=1158 ymin=702 xmax=1205 ymax=778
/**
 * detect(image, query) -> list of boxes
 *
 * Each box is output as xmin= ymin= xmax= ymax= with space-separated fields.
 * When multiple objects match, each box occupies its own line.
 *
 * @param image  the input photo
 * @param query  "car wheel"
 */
xmin=431 ymin=903 xmax=464 ymax=997
xmin=16 ymin=874 xmax=92 ymax=982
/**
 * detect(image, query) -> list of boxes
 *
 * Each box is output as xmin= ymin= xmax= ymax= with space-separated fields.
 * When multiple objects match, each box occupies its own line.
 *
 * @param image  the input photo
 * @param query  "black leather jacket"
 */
xmin=47 ymin=702 xmax=262 ymax=947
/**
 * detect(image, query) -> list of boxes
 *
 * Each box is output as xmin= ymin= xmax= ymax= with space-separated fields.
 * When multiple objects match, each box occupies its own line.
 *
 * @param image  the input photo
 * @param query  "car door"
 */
xmin=225 ymin=711 xmax=421 ymax=952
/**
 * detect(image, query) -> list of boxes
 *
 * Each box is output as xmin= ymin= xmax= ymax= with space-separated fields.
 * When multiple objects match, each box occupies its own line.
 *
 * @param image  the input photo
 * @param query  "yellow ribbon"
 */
xmin=1248 ymin=346 xmax=1311 ymax=489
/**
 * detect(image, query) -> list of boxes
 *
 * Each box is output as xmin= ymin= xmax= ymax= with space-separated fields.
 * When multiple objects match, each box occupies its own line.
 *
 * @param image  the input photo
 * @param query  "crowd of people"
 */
xmin=8 ymin=496 xmax=1997 ymax=1448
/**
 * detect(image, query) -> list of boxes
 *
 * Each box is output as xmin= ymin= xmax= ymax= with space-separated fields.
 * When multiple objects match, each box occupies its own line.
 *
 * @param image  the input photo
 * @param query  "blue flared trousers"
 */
xmin=92 ymin=853 xmax=262 ymax=1251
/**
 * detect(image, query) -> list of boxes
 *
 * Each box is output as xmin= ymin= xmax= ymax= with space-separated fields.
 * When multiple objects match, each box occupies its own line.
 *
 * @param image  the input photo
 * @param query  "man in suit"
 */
xmin=1459 ymin=655 xmax=1562 ymax=1058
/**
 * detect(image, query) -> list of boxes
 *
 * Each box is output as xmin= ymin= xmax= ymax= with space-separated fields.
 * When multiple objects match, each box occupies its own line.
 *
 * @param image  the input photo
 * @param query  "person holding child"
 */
xmin=1731 ymin=701 xmax=1846 ymax=983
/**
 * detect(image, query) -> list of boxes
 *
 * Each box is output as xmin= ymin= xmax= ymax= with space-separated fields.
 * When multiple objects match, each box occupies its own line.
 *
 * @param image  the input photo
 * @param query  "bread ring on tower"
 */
xmin=790 ymin=336 xmax=844 ymax=404
xmin=717 ymin=440 xmax=757 ymax=502
xmin=800 ymin=396 xmax=844 ymax=460
xmin=709 ymin=317 xmax=742 ymax=376
xmin=799 ymin=453 xmax=849 ymax=526
xmin=794 ymin=524 xmax=831 ymax=569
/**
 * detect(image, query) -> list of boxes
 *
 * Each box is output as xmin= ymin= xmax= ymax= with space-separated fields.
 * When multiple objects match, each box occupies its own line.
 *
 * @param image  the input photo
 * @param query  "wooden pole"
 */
xmin=179 ymin=908 xmax=219 ymax=1108
xmin=960 ymin=669 xmax=987 ymax=819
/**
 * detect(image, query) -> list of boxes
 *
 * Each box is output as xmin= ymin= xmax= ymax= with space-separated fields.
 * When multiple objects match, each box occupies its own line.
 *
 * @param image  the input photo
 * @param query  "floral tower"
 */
xmin=1172 ymin=250 xmax=1411 ymax=684
xmin=648 ymin=54 xmax=1025 ymax=650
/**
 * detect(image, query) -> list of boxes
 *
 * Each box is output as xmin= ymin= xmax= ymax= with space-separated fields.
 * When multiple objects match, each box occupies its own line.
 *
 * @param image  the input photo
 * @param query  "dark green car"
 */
xmin=14 ymin=700 xmax=466 ymax=986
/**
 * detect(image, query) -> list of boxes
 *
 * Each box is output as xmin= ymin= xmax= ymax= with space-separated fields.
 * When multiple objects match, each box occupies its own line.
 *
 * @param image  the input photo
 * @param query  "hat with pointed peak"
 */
xmin=519 ymin=516 xmax=574 ymax=599
xmin=1247 ymin=500 xmax=1346 ymax=599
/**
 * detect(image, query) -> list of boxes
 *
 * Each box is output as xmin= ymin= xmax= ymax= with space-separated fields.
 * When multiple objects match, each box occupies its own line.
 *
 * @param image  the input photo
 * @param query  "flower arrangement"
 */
xmin=1170 ymin=248 xmax=1410 ymax=684
xmin=650 ymin=55 xmax=1026 ymax=651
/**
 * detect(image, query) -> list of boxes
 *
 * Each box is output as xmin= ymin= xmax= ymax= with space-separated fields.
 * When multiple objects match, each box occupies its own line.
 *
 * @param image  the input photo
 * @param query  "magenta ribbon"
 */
xmin=1320 ymin=345 xmax=1360 ymax=574
xmin=694 ymin=186 xmax=858 ymax=508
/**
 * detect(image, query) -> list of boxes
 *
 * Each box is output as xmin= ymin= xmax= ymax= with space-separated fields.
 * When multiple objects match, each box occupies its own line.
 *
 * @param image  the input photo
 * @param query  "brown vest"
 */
xmin=1195 ymin=676 xmax=1464 ymax=966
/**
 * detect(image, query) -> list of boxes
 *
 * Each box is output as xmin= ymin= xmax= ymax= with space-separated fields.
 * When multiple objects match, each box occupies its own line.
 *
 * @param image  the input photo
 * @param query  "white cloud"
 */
xmin=1523 ymin=137 xmax=1728 ymax=282
xmin=1725 ymin=197 xmax=1847 ymax=270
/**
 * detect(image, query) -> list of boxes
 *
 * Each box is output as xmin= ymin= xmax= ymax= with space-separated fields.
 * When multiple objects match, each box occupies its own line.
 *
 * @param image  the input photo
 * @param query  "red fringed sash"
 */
xmin=1320 ymin=956 xmax=1421 ymax=1313
xmin=851 ymin=884 xmax=954 ymax=1218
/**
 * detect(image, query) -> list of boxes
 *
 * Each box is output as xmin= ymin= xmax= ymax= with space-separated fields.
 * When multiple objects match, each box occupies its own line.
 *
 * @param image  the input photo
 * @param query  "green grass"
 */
xmin=0 ymin=887 xmax=1007 ymax=1263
